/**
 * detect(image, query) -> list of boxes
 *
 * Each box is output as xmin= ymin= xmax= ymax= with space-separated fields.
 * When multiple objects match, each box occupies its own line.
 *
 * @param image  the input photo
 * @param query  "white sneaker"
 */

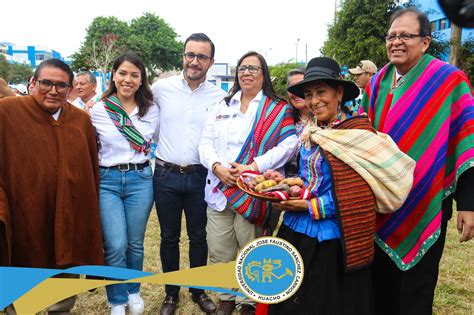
xmin=110 ymin=304 xmax=126 ymax=315
xmin=128 ymin=293 xmax=145 ymax=315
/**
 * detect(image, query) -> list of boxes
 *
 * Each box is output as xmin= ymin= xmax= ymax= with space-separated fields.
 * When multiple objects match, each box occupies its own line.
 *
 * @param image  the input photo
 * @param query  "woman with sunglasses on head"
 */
xmin=266 ymin=68 xmax=312 ymax=233
xmin=199 ymin=51 xmax=298 ymax=315
xmin=284 ymin=68 xmax=312 ymax=177
xmin=90 ymin=52 xmax=159 ymax=315
xmin=267 ymin=57 xmax=415 ymax=315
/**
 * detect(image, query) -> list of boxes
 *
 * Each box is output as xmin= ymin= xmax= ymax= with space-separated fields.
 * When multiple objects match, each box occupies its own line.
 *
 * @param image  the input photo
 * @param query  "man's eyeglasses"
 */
xmin=237 ymin=65 xmax=261 ymax=74
xmin=36 ymin=79 xmax=70 ymax=94
xmin=183 ymin=52 xmax=210 ymax=63
xmin=385 ymin=33 xmax=425 ymax=42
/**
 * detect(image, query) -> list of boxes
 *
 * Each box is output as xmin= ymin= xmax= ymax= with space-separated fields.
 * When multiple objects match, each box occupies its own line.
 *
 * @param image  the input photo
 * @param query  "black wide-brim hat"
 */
xmin=288 ymin=57 xmax=360 ymax=103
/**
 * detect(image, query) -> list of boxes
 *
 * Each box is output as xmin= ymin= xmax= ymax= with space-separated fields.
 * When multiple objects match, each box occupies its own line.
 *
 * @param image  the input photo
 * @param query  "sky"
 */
xmin=1 ymin=0 xmax=337 ymax=66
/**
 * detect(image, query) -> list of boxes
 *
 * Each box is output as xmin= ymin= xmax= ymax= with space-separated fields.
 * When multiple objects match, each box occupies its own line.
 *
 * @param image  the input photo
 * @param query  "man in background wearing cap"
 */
xmin=12 ymin=84 xmax=28 ymax=96
xmin=349 ymin=60 xmax=377 ymax=91
xmin=348 ymin=60 xmax=377 ymax=112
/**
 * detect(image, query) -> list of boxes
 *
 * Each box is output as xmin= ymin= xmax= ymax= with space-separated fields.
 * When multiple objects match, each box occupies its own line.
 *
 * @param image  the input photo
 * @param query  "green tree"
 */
xmin=427 ymin=33 xmax=449 ymax=61
xmin=0 ymin=54 xmax=33 ymax=83
xmin=269 ymin=62 xmax=302 ymax=98
xmin=322 ymin=1 xmax=453 ymax=71
xmin=0 ymin=54 xmax=9 ymax=79
xmin=8 ymin=63 xmax=33 ymax=83
xmin=321 ymin=0 xmax=398 ymax=69
xmin=458 ymin=36 xmax=474 ymax=83
xmin=71 ymin=16 xmax=129 ymax=74
xmin=71 ymin=13 xmax=182 ymax=82
xmin=129 ymin=13 xmax=183 ymax=81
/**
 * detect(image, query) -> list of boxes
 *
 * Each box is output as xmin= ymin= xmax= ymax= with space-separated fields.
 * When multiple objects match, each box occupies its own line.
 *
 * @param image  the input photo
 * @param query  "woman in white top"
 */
xmin=199 ymin=51 xmax=298 ymax=314
xmin=90 ymin=52 xmax=159 ymax=315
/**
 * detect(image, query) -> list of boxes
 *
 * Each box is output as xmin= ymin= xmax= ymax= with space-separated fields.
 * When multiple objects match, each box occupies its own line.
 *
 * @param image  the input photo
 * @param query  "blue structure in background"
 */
xmin=207 ymin=62 xmax=234 ymax=92
xmin=1 ymin=42 xmax=68 ymax=67
xmin=414 ymin=0 xmax=473 ymax=60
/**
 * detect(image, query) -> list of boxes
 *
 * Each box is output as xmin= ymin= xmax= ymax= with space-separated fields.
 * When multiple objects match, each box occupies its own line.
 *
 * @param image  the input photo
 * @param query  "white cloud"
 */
xmin=2 ymin=0 xmax=336 ymax=65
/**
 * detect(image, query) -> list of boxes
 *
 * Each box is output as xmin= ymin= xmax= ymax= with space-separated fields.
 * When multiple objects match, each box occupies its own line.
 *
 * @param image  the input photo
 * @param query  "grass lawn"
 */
xmin=68 ymin=210 xmax=473 ymax=314
xmin=433 ymin=216 xmax=474 ymax=314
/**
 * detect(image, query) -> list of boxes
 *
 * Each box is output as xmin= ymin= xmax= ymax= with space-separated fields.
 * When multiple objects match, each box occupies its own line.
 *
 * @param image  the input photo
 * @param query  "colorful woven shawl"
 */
xmin=361 ymin=54 xmax=474 ymax=270
xmin=300 ymin=119 xmax=415 ymax=214
xmin=219 ymin=95 xmax=296 ymax=226
xmin=103 ymin=95 xmax=152 ymax=155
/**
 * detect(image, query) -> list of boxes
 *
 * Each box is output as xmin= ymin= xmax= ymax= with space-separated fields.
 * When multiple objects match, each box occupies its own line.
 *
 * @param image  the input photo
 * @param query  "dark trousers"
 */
xmin=269 ymin=225 xmax=374 ymax=315
xmin=153 ymin=164 xmax=208 ymax=296
xmin=371 ymin=219 xmax=448 ymax=315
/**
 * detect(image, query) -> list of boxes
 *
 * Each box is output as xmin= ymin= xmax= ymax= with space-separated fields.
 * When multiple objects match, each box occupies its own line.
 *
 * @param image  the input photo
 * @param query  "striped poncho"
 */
xmin=361 ymin=54 xmax=474 ymax=270
xmin=220 ymin=95 xmax=296 ymax=226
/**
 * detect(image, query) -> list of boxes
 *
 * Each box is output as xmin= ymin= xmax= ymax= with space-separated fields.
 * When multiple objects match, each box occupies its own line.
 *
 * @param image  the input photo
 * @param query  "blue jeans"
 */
xmin=153 ymin=164 xmax=208 ymax=296
xmin=99 ymin=166 xmax=154 ymax=305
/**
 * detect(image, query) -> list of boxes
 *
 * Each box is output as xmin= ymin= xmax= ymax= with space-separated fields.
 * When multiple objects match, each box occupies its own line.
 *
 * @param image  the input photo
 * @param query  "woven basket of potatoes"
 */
xmin=236 ymin=169 xmax=310 ymax=201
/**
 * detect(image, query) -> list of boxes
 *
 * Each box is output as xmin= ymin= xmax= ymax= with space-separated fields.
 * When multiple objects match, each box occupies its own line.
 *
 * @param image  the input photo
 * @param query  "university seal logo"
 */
xmin=235 ymin=237 xmax=304 ymax=304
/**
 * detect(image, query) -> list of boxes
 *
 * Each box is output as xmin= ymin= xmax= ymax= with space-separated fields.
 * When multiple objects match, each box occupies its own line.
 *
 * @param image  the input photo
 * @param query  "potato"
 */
xmin=243 ymin=176 xmax=257 ymax=190
xmin=270 ymin=171 xmax=283 ymax=181
xmin=274 ymin=175 xmax=285 ymax=183
xmin=289 ymin=185 xmax=302 ymax=197
xmin=263 ymin=169 xmax=275 ymax=179
xmin=255 ymin=175 xmax=266 ymax=183
xmin=261 ymin=183 xmax=290 ymax=194
xmin=243 ymin=176 xmax=256 ymax=185
xmin=281 ymin=177 xmax=304 ymax=187
xmin=254 ymin=180 xmax=277 ymax=192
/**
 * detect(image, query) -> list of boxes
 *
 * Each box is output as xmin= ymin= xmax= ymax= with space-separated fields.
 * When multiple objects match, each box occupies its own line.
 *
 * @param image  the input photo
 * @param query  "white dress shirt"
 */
xmin=395 ymin=70 xmax=402 ymax=82
xmin=90 ymin=100 xmax=160 ymax=167
xmin=71 ymin=97 xmax=84 ymax=109
xmin=199 ymin=90 xmax=298 ymax=211
xmin=51 ymin=108 xmax=61 ymax=120
xmin=71 ymin=93 xmax=100 ymax=110
xmin=152 ymin=73 xmax=226 ymax=165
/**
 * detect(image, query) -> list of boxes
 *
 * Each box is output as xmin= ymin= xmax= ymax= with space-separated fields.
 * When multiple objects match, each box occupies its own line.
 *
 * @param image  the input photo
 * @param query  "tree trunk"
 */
xmin=449 ymin=23 xmax=462 ymax=67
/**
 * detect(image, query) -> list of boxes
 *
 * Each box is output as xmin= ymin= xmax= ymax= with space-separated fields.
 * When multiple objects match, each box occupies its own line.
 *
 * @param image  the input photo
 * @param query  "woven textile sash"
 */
xmin=300 ymin=117 xmax=416 ymax=214
xmin=218 ymin=95 xmax=296 ymax=226
xmin=103 ymin=95 xmax=152 ymax=155
xmin=361 ymin=54 xmax=474 ymax=270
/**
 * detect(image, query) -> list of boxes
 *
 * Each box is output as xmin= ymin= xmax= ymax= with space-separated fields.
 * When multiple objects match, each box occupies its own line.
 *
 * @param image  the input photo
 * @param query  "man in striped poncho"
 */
xmin=361 ymin=8 xmax=474 ymax=315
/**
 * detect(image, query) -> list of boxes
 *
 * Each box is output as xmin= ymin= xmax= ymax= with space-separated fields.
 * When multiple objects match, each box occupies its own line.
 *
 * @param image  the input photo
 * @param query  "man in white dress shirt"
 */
xmin=72 ymin=71 xmax=99 ymax=110
xmin=152 ymin=33 xmax=226 ymax=315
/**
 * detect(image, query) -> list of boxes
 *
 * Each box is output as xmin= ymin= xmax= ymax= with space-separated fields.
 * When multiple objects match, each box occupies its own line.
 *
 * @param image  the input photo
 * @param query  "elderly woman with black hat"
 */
xmin=268 ymin=57 xmax=415 ymax=315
